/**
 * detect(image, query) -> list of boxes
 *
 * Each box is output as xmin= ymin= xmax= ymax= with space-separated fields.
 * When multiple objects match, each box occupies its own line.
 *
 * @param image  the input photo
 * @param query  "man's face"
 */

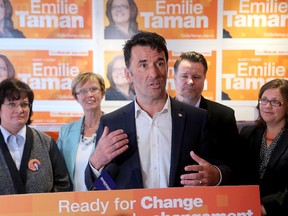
xmin=174 ymin=59 xmax=206 ymax=103
xmin=125 ymin=45 xmax=168 ymax=102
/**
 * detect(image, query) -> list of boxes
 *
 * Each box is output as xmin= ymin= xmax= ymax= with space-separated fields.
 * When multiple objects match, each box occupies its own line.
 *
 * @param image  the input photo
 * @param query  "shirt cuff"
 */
xmin=89 ymin=161 xmax=104 ymax=178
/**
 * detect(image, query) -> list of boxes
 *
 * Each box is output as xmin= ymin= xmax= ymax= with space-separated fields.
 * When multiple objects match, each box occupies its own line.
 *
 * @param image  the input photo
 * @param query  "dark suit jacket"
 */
xmin=86 ymin=98 xmax=231 ymax=189
xmin=240 ymin=125 xmax=288 ymax=215
xmin=199 ymin=96 xmax=239 ymax=182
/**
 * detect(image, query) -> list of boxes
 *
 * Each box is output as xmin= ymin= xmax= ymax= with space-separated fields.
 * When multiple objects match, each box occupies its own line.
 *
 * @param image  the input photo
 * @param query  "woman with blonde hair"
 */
xmin=57 ymin=72 xmax=105 ymax=191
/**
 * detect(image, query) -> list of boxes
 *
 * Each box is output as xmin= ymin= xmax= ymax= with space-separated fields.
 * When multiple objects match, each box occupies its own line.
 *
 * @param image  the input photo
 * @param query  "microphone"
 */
xmin=90 ymin=163 xmax=119 ymax=190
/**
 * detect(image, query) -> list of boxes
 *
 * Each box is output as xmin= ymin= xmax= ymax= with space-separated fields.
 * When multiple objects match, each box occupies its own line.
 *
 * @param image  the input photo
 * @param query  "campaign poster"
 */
xmin=103 ymin=0 xmax=218 ymax=39
xmin=223 ymin=0 xmax=288 ymax=38
xmin=0 ymin=50 xmax=93 ymax=100
xmin=168 ymin=50 xmax=217 ymax=101
xmin=222 ymin=49 xmax=288 ymax=100
xmin=104 ymin=51 xmax=135 ymax=101
xmin=8 ymin=0 xmax=92 ymax=39
xmin=104 ymin=51 xmax=124 ymax=89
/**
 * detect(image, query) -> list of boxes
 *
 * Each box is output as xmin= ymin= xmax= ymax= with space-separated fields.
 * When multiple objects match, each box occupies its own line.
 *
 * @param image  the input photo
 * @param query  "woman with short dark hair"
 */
xmin=0 ymin=78 xmax=70 ymax=194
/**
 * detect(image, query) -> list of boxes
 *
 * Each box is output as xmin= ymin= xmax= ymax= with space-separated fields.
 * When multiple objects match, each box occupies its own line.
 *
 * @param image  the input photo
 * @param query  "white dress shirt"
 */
xmin=135 ymin=97 xmax=172 ymax=188
xmin=0 ymin=125 xmax=26 ymax=170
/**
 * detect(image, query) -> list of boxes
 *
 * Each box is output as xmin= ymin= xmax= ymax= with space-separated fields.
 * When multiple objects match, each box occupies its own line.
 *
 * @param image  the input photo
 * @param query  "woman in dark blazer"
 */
xmin=239 ymin=79 xmax=288 ymax=215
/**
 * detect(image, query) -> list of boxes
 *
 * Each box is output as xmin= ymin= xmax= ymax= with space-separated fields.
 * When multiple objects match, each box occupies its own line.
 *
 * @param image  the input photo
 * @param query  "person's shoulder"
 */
xmin=102 ymin=101 xmax=134 ymax=119
xmin=10 ymin=29 xmax=25 ymax=38
xmin=105 ymin=88 xmax=126 ymax=100
xmin=203 ymin=97 xmax=235 ymax=115
xmin=60 ymin=118 xmax=82 ymax=131
xmin=30 ymin=127 xmax=53 ymax=142
xmin=104 ymin=25 xmax=114 ymax=34
xmin=104 ymin=26 xmax=115 ymax=39
xmin=105 ymin=87 xmax=116 ymax=94
xmin=240 ymin=124 xmax=258 ymax=137
xmin=105 ymin=88 xmax=114 ymax=98
xmin=104 ymin=25 xmax=124 ymax=39
xmin=171 ymin=99 xmax=207 ymax=116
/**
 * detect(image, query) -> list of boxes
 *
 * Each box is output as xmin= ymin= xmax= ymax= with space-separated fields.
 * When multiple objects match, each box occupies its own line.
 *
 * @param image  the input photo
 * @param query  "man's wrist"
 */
xmin=213 ymin=165 xmax=222 ymax=186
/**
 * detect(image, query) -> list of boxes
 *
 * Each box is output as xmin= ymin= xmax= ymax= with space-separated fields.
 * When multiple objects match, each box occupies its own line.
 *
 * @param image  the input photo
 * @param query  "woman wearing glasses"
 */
xmin=239 ymin=79 xmax=288 ymax=215
xmin=57 ymin=72 xmax=105 ymax=191
xmin=104 ymin=0 xmax=140 ymax=39
xmin=106 ymin=55 xmax=135 ymax=100
xmin=0 ymin=0 xmax=25 ymax=38
xmin=0 ymin=78 xmax=70 ymax=195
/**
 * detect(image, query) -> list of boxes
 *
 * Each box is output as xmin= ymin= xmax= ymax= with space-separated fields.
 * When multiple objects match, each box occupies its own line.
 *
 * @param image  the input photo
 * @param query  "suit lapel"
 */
xmin=169 ymin=99 xmax=186 ymax=186
xmin=199 ymin=96 xmax=208 ymax=110
xmin=267 ymin=128 xmax=288 ymax=168
xmin=116 ymin=102 xmax=144 ymax=188
xmin=122 ymin=103 xmax=138 ymax=153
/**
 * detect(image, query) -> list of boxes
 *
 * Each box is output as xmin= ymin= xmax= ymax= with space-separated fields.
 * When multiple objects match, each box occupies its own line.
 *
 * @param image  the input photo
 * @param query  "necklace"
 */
xmin=265 ymin=128 xmax=285 ymax=143
xmin=265 ymin=136 xmax=274 ymax=142
xmin=81 ymin=117 xmax=99 ymax=143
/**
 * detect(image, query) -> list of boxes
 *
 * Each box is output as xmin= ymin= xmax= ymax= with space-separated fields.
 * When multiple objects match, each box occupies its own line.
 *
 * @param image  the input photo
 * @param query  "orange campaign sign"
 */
xmin=104 ymin=0 xmax=218 ymax=39
xmin=222 ymin=49 xmax=288 ymax=100
xmin=223 ymin=0 xmax=288 ymax=38
xmin=0 ymin=186 xmax=261 ymax=216
xmin=0 ymin=50 xmax=93 ymax=100
xmin=10 ymin=0 xmax=92 ymax=39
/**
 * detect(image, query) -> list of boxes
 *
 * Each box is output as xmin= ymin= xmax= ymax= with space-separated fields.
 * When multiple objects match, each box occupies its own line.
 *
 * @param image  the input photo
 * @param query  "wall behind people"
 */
xmin=0 ymin=0 xmax=287 ymax=124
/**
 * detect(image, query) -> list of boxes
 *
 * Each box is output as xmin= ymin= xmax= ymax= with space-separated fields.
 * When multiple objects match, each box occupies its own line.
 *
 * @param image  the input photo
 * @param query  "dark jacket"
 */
xmin=199 ymin=96 xmax=239 ymax=181
xmin=240 ymin=125 xmax=288 ymax=215
xmin=85 ymin=98 xmax=231 ymax=189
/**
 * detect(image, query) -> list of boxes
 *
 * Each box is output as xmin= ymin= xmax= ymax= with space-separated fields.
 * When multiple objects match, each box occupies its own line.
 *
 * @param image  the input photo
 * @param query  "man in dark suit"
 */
xmin=85 ymin=32 xmax=231 ymax=189
xmin=173 ymin=51 xmax=239 ymax=184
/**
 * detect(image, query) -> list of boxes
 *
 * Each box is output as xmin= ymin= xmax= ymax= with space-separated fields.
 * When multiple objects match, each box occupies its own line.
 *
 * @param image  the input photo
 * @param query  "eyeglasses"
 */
xmin=111 ymin=4 xmax=130 ymax=10
xmin=0 ymin=66 xmax=7 ymax=72
xmin=258 ymin=98 xmax=284 ymax=107
xmin=3 ymin=101 xmax=31 ymax=110
xmin=76 ymin=87 xmax=101 ymax=97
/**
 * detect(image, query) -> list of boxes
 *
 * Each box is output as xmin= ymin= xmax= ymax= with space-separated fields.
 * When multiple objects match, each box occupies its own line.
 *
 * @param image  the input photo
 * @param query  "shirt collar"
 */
xmin=135 ymin=96 xmax=171 ymax=118
xmin=195 ymin=97 xmax=201 ymax=108
xmin=0 ymin=125 xmax=26 ymax=144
